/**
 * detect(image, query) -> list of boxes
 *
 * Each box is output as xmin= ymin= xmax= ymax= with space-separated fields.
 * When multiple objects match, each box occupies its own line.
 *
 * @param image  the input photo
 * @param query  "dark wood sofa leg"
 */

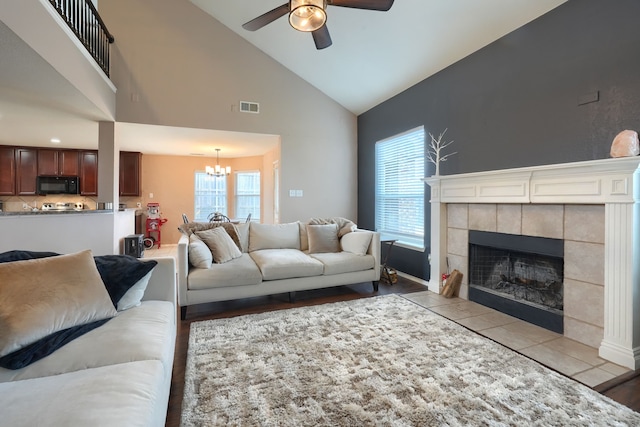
xmin=180 ymin=306 xmax=187 ymax=320
xmin=289 ymin=291 xmax=296 ymax=303
xmin=373 ymin=281 xmax=379 ymax=292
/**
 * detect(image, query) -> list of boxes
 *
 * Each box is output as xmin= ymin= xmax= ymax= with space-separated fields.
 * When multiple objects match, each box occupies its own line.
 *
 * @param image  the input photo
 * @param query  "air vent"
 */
xmin=239 ymin=101 xmax=260 ymax=114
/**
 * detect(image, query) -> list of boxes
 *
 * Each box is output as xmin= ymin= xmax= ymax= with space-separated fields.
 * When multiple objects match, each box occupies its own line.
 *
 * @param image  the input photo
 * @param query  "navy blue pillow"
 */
xmin=93 ymin=255 xmax=157 ymax=307
xmin=0 ymin=250 xmax=60 ymax=263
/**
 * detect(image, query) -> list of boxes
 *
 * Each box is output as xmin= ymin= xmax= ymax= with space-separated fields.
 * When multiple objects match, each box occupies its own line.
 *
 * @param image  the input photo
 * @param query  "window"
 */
xmin=194 ymin=172 xmax=227 ymax=222
xmin=235 ymin=171 xmax=260 ymax=221
xmin=375 ymin=126 xmax=425 ymax=250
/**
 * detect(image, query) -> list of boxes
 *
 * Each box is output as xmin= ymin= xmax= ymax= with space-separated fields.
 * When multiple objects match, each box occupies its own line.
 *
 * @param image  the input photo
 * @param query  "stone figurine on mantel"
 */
xmin=426 ymin=129 xmax=457 ymax=176
xmin=610 ymin=129 xmax=639 ymax=158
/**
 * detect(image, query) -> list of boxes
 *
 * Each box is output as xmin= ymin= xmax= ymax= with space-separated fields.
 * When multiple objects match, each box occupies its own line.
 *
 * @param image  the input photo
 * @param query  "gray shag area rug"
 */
xmin=181 ymin=294 xmax=640 ymax=426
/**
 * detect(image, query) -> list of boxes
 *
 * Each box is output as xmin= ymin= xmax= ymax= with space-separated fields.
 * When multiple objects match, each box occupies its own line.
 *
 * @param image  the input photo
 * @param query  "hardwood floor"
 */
xmin=165 ymin=278 xmax=640 ymax=426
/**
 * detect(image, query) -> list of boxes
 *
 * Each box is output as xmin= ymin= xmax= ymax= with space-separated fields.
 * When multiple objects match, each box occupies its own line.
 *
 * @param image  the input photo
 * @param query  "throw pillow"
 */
xmin=341 ymin=231 xmax=373 ymax=256
xmin=0 ymin=250 xmax=118 ymax=358
xmin=307 ymin=224 xmax=340 ymax=253
xmin=178 ymin=222 xmax=242 ymax=251
xmin=308 ymin=217 xmax=357 ymax=237
xmin=116 ymin=270 xmax=154 ymax=311
xmin=235 ymin=222 xmax=250 ymax=253
xmin=94 ymin=255 xmax=158 ymax=308
xmin=249 ymin=222 xmax=300 ymax=252
xmin=298 ymin=221 xmax=309 ymax=251
xmin=195 ymin=227 xmax=242 ymax=264
xmin=0 ymin=250 xmax=59 ymax=263
xmin=189 ymin=234 xmax=213 ymax=268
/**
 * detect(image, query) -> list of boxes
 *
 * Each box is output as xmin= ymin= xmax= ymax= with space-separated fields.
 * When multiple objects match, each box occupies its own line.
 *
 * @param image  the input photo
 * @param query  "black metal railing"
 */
xmin=48 ymin=0 xmax=114 ymax=77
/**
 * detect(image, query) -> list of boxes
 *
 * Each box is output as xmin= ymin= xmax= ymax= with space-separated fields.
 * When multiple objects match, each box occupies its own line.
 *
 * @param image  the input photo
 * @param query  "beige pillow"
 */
xmin=298 ymin=222 xmax=309 ymax=251
xmin=189 ymin=234 xmax=213 ymax=268
xmin=235 ymin=222 xmax=250 ymax=253
xmin=196 ymin=227 xmax=242 ymax=264
xmin=249 ymin=222 xmax=300 ymax=252
xmin=341 ymin=231 xmax=373 ymax=255
xmin=307 ymin=224 xmax=340 ymax=253
xmin=179 ymin=222 xmax=242 ymax=251
xmin=0 ymin=250 xmax=117 ymax=358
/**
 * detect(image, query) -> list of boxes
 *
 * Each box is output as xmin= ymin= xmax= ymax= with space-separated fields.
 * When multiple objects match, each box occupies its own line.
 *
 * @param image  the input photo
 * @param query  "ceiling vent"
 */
xmin=239 ymin=101 xmax=260 ymax=114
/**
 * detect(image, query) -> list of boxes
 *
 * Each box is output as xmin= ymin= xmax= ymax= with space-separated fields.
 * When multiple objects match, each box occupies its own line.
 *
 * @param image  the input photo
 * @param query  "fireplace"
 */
xmin=468 ymin=231 xmax=564 ymax=333
xmin=424 ymin=157 xmax=640 ymax=369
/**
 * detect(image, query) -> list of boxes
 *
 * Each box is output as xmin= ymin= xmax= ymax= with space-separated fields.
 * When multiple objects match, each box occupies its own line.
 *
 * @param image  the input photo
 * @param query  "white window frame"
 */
xmin=194 ymin=172 xmax=227 ymax=222
xmin=375 ymin=126 xmax=426 ymax=251
xmin=235 ymin=170 xmax=260 ymax=222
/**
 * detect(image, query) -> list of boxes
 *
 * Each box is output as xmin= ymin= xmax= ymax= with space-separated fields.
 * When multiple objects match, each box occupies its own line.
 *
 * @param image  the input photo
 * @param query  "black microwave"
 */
xmin=36 ymin=176 xmax=79 ymax=195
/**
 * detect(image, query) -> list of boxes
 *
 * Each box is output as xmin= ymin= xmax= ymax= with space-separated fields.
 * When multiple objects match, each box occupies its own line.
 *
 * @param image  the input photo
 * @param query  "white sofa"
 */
xmin=178 ymin=221 xmax=381 ymax=319
xmin=0 ymin=256 xmax=177 ymax=427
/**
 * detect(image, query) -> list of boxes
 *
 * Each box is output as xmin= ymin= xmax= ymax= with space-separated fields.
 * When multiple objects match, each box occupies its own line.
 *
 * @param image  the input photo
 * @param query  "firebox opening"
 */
xmin=468 ymin=231 xmax=564 ymax=334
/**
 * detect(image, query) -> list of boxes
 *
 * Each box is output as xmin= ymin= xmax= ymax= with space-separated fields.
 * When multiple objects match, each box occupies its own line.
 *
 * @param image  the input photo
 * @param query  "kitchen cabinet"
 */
xmin=80 ymin=150 xmax=98 ymax=196
xmin=16 ymin=148 xmax=38 ymax=195
xmin=119 ymin=151 xmax=141 ymax=197
xmin=0 ymin=146 xmax=16 ymax=195
xmin=38 ymin=149 xmax=79 ymax=176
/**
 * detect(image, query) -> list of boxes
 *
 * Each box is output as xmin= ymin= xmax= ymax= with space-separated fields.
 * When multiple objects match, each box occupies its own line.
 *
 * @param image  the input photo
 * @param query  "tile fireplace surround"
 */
xmin=424 ymin=157 xmax=640 ymax=369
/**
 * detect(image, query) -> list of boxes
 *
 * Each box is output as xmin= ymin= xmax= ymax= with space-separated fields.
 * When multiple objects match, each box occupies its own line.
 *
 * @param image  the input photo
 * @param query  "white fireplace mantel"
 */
xmin=424 ymin=157 xmax=640 ymax=369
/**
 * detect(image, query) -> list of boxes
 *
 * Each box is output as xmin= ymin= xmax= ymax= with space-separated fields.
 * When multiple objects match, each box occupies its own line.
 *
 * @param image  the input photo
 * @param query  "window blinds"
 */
xmin=375 ymin=126 xmax=425 ymax=249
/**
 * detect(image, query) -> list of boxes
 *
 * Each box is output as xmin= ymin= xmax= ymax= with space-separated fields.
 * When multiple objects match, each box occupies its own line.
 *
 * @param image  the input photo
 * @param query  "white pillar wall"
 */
xmin=425 ymin=157 xmax=640 ymax=369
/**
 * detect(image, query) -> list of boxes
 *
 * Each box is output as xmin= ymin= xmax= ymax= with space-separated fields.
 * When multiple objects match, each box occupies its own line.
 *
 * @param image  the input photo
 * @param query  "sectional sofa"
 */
xmin=0 ymin=252 xmax=177 ymax=427
xmin=177 ymin=220 xmax=381 ymax=319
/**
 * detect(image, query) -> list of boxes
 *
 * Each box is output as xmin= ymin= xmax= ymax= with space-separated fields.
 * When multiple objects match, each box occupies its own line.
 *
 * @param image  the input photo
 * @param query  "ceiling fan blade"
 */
xmin=328 ymin=0 xmax=394 ymax=11
xmin=242 ymin=3 xmax=289 ymax=31
xmin=312 ymin=25 xmax=332 ymax=50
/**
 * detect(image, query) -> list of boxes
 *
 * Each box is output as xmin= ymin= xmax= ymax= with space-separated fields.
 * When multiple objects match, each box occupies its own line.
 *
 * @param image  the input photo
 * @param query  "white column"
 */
xmin=424 ymin=177 xmax=447 ymax=294
xmin=599 ymin=164 xmax=640 ymax=369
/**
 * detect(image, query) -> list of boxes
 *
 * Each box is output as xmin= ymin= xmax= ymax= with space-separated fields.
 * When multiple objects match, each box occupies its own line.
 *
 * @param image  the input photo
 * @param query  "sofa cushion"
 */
xmin=94 ymin=255 xmax=158 ymax=308
xmin=187 ymin=254 xmax=262 ymax=290
xmin=307 ymin=224 xmax=340 ymax=253
xmin=0 ymin=360 xmax=166 ymax=427
xmin=188 ymin=234 xmax=213 ymax=269
xmin=310 ymin=252 xmax=376 ymax=276
xmin=250 ymin=249 xmax=324 ymax=280
xmin=196 ymin=227 xmax=242 ymax=264
xmin=340 ymin=230 xmax=374 ymax=256
xmin=298 ymin=221 xmax=309 ymax=251
xmin=249 ymin=222 xmax=300 ymax=252
xmin=0 ymin=300 xmax=175 ymax=382
xmin=0 ymin=250 xmax=117 ymax=359
xmin=116 ymin=270 xmax=154 ymax=311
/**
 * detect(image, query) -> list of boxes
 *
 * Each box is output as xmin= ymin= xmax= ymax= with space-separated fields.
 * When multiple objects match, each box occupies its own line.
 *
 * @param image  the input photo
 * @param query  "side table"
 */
xmin=380 ymin=239 xmax=397 ymax=284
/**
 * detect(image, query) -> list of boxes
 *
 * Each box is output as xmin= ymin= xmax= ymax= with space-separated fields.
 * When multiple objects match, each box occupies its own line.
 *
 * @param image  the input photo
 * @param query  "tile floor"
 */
xmin=145 ymin=245 xmax=628 ymax=388
xmin=403 ymin=290 xmax=631 ymax=387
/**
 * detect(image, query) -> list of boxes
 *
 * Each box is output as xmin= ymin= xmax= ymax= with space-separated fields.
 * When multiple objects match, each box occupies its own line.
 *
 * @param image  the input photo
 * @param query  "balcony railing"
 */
xmin=48 ymin=0 xmax=114 ymax=77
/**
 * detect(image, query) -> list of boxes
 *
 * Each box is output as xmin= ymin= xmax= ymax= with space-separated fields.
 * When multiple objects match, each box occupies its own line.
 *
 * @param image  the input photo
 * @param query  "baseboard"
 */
xmin=396 ymin=271 xmax=430 ymax=288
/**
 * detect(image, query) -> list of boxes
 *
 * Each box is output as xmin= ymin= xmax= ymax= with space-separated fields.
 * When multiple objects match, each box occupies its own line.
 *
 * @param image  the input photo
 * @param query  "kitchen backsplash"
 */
xmin=0 ymin=195 xmax=98 ymax=212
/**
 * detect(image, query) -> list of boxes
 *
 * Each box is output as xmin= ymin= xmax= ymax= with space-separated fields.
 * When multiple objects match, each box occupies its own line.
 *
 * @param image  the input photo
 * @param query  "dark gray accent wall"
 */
xmin=358 ymin=0 xmax=640 ymax=280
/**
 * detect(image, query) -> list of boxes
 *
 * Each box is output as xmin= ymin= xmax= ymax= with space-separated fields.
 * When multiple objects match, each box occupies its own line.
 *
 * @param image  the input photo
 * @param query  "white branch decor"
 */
xmin=426 ymin=128 xmax=457 ymax=176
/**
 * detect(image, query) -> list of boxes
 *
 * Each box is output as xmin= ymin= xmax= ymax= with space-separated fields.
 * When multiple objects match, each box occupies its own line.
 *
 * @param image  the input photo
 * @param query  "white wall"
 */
xmin=100 ymin=0 xmax=358 ymax=223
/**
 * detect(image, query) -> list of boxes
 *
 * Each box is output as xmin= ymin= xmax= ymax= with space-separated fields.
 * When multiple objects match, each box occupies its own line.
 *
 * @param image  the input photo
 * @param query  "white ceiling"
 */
xmin=191 ymin=0 xmax=568 ymax=115
xmin=0 ymin=0 xmax=567 ymax=157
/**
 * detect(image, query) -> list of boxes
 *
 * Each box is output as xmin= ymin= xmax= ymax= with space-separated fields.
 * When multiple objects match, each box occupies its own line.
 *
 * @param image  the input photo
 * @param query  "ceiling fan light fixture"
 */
xmin=289 ymin=0 xmax=326 ymax=32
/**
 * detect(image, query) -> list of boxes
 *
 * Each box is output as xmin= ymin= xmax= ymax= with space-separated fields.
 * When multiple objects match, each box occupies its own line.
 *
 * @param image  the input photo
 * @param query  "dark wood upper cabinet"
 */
xmin=38 ymin=149 xmax=80 ymax=176
xmin=59 ymin=150 xmax=80 ymax=176
xmin=119 ymin=151 xmax=141 ymax=197
xmin=37 ymin=149 xmax=59 ymax=176
xmin=16 ymin=148 xmax=38 ymax=195
xmin=80 ymin=150 xmax=98 ymax=196
xmin=0 ymin=146 xmax=16 ymax=195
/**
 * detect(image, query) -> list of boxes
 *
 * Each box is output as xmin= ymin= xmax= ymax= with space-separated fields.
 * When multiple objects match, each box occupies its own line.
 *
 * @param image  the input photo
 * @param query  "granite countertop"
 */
xmin=0 ymin=209 xmax=114 ymax=216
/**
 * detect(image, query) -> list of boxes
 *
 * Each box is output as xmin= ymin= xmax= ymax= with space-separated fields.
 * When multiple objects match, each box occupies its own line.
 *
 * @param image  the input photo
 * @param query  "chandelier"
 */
xmin=206 ymin=148 xmax=231 ymax=177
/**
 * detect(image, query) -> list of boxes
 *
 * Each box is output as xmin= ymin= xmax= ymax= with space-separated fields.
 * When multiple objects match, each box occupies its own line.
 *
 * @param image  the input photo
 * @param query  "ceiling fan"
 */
xmin=242 ymin=0 xmax=394 ymax=50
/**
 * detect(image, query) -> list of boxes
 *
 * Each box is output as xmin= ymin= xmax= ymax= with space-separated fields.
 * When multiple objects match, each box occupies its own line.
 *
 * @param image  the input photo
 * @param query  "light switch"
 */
xmin=289 ymin=190 xmax=296 ymax=197
xmin=295 ymin=190 xmax=303 ymax=197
